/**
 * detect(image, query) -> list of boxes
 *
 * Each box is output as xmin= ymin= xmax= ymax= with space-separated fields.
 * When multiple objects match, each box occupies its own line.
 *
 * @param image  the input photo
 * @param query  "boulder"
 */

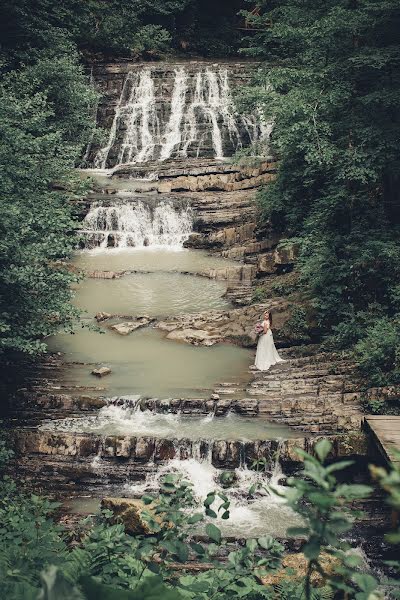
xmin=91 ymin=366 xmax=111 ymax=377
xmin=95 ymin=312 xmax=112 ymax=322
xmin=257 ymin=243 xmax=299 ymax=275
xmin=101 ymin=497 xmax=160 ymax=535
xmin=166 ymin=328 xmax=220 ymax=346
xmin=110 ymin=317 xmax=152 ymax=335
xmin=233 ymin=398 xmax=259 ymax=416
xmin=261 ymin=553 xmax=340 ymax=587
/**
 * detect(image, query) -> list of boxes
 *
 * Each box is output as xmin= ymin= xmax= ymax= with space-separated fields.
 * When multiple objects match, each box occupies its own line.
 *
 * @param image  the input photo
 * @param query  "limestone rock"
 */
xmin=261 ymin=553 xmax=340 ymax=588
xmin=134 ymin=437 xmax=155 ymax=462
xmin=91 ymin=366 xmax=112 ymax=377
xmin=166 ymin=328 xmax=220 ymax=346
xmin=110 ymin=317 xmax=152 ymax=335
xmin=88 ymin=271 xmax=120 ymax=279
xmin=158 ymin=300 xmax=291 ymax=348
xmin=364 ymin=385 xmax=400 ymax=405
xmin=233 ymin=398 xmax=259 ymax=416
xmin=95 ymin=312 xmax=112 ymax=322
xmin=101 ymin=497 xmax=159 ymax=535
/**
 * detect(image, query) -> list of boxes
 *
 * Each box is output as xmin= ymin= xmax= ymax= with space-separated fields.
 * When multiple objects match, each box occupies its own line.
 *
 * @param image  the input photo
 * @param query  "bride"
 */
xmin=254 ymin=310 xmax=285 ymax=371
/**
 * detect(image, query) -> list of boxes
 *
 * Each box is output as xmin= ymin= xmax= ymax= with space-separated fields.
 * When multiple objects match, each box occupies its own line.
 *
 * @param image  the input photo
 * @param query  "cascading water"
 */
xmin=82 ymin=200 xmax=193 ymax=249
xmin=93 ymin=67 xmax=266 ymax=169
xmin=122 ymin=440 xmax=302 ymax=538
xmin=39 ymin=400 xmax=296 ymax=440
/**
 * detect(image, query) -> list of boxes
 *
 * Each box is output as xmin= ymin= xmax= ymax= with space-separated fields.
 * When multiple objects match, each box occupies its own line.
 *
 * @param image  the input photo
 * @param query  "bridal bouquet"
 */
xmin=254 ymin=322 xmax=264 ymax=336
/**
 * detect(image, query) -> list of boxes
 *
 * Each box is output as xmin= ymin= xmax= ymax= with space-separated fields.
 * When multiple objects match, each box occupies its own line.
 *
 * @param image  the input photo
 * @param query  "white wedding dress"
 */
xmin=255 ymin=321 xmax=285 ymax=371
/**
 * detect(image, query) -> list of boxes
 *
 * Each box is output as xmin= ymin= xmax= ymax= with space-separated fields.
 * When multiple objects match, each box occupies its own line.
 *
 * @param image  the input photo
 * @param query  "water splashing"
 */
xmin=123 ymin=447 xmax=301 ymax=538
xmin=82 ymin=200 xmax=193 ymax=249
xmin=93 ymin=67 xmax=265 ymax=168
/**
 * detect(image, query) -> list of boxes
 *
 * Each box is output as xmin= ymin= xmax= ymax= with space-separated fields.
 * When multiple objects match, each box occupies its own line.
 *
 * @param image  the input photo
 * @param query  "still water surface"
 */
xmin=74 ymin=247 xmax=239 ymax=274
xmin=47 ymin=248 xmax=252 ymax=398
xmin=76 ymin=271 xmax=229 ymax=317
xmin=46 ymin=327 xmax=252 ymax=398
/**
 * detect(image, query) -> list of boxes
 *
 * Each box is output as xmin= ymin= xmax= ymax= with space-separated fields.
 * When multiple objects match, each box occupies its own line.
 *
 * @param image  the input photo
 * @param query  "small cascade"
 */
xmin=123 ymin=442 xmax=299 ymax=538
xmin=82 ymin=200 xmax=193 ymax=249
xmin=93 ymin=67 xmax=266 ymax=168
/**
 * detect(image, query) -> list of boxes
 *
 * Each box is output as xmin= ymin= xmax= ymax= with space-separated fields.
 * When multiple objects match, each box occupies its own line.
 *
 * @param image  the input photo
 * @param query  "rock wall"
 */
xmin=87 ymin=60 xmax=265 ymax=167
xmin=80 ymin=58 xmax=281 ymax=267
xmin=10 ymin=428 xmax=367 ymax=493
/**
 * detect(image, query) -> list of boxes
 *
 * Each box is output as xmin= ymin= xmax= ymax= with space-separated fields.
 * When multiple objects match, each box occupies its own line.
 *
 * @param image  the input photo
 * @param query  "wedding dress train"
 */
xmin=255 ymin=327 xmax=285 ymax=371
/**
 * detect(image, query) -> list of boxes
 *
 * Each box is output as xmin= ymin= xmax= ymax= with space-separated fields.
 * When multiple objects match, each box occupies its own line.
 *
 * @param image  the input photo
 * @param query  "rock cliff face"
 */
xmin=10 ymin=427 xmax=366 ymax=493
xmin=79 ymin=59 xmax=281 ymax=269
xmin=87 ymin=61 xmax=266 ymax=168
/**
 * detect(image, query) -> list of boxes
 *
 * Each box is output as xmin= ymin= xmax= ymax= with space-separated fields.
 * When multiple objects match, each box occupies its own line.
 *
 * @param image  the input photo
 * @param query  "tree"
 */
xmin=0 ymin=38 xmax=98 ymax=356
xmin=240 ymin=0 xmax=400 ymax=385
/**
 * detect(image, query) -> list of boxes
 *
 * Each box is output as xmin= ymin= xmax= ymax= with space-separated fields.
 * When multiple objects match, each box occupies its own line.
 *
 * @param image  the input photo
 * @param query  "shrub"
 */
xmin=354 ymin=317 xmax=400 ymax=387
xmin=131 ymin=25 xmax=172 ymax=58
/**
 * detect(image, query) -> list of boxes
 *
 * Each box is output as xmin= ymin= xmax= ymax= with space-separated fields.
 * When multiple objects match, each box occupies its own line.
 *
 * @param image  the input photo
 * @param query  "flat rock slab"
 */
xmin=88 ymin=270 xmax=122 ymax=279
xmin=110 ymin=317 xmax=152 ymax=335
xmin=166 ymin=327 xmax=219 ymax=346
xmin=91 ymin=366 xmax=112 ymax=377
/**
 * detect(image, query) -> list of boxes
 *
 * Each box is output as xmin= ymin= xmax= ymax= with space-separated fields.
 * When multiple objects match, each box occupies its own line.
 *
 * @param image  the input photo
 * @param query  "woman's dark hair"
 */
xmin=264 ymin=310 xmax=272 ymax=325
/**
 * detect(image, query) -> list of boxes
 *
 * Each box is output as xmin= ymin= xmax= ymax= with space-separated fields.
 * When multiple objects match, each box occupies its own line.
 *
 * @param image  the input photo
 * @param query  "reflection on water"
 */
xmin=40 ymin=407 xmax=295 ymax=440
xmin=75 ymin=271 xmax=229 ymax=317
xmin=46 ymin=327 xmax=252 ymax=398
xmin=73 ymin=247 xmax=240 ymax=274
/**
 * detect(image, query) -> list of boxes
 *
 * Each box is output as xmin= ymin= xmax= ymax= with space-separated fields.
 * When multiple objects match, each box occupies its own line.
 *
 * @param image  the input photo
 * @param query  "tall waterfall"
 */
xmin=82 ymin=201 xmax=193 ymax=249
xmin=93 ymin=67 xmax=264 ymax=169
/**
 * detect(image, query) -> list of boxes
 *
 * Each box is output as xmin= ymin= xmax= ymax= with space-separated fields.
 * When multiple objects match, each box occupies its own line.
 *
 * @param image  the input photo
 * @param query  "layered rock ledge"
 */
xmin=10 ymin=428 xmax=367 ymax=493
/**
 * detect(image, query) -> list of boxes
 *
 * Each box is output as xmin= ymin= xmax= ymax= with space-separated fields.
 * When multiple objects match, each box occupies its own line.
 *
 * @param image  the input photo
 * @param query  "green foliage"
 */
xmin=281 ymin=439 xmax=378 ymax=599
xmin=5 ymin=437 xmax=400 ymax=599
xmin=0 ymin=40 xmax=97 ymax=356
xmin=0 ymin=0 xmax=246 ymax=60
xmin=354 ymin=317 xmax=400 ymax=387
xmin=0 ymin=461 xmax=284 ymax=600
xmin=241 ymin=0 xmax=400 ymax=386
xmin=131 ymin=25 xmax=172 ymax=58
xmin=272 ymin=580 xmax=334 ymax=600
xmin=370 ymin=454 xmax=400 ymax=598
xmin=270 ymin=271 xmax=300 ymax=298
xmin=0 ymin=488 xmax=68 ymax=598
xmin=252 ymin=287 xmax=267 ymax=303
xmin=280 ymin=306 xmax=312 ymax=344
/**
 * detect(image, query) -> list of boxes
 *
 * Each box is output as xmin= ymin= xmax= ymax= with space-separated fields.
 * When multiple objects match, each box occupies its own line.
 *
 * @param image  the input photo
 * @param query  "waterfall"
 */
xmin=93 ymin=67 xmax=265 ymax=168
xmin=160 ymin=68 xmax=188 ymax=160
xmin=122 ymin=447 xmax=298 ymax=538
xmin=81 ymin=201 xmax=193 ymax=249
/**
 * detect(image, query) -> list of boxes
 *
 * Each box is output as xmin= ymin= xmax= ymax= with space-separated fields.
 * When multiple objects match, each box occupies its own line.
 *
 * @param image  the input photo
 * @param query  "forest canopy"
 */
xmin=0 ymin=0 xmax=246 ymax=60
xmin=241 ymin=0 xmax=400 ymax=387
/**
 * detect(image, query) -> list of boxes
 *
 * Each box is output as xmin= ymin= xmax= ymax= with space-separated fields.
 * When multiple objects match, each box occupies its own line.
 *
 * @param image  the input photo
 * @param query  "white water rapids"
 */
xmin=40 ymin=400 xmax=297 ymax=440
xmin=46 ymin=402 xmax=301 ymax=537
xmin=82 ymin=200 xmax=193 ymax=249
xmin=122 ymin=444 xmax=302 ymax=538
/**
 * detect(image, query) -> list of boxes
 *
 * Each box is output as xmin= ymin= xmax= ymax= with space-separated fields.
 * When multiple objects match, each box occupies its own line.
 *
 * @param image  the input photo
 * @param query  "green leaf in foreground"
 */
xmin=205 ymin=523 xmax=222 ymax=544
